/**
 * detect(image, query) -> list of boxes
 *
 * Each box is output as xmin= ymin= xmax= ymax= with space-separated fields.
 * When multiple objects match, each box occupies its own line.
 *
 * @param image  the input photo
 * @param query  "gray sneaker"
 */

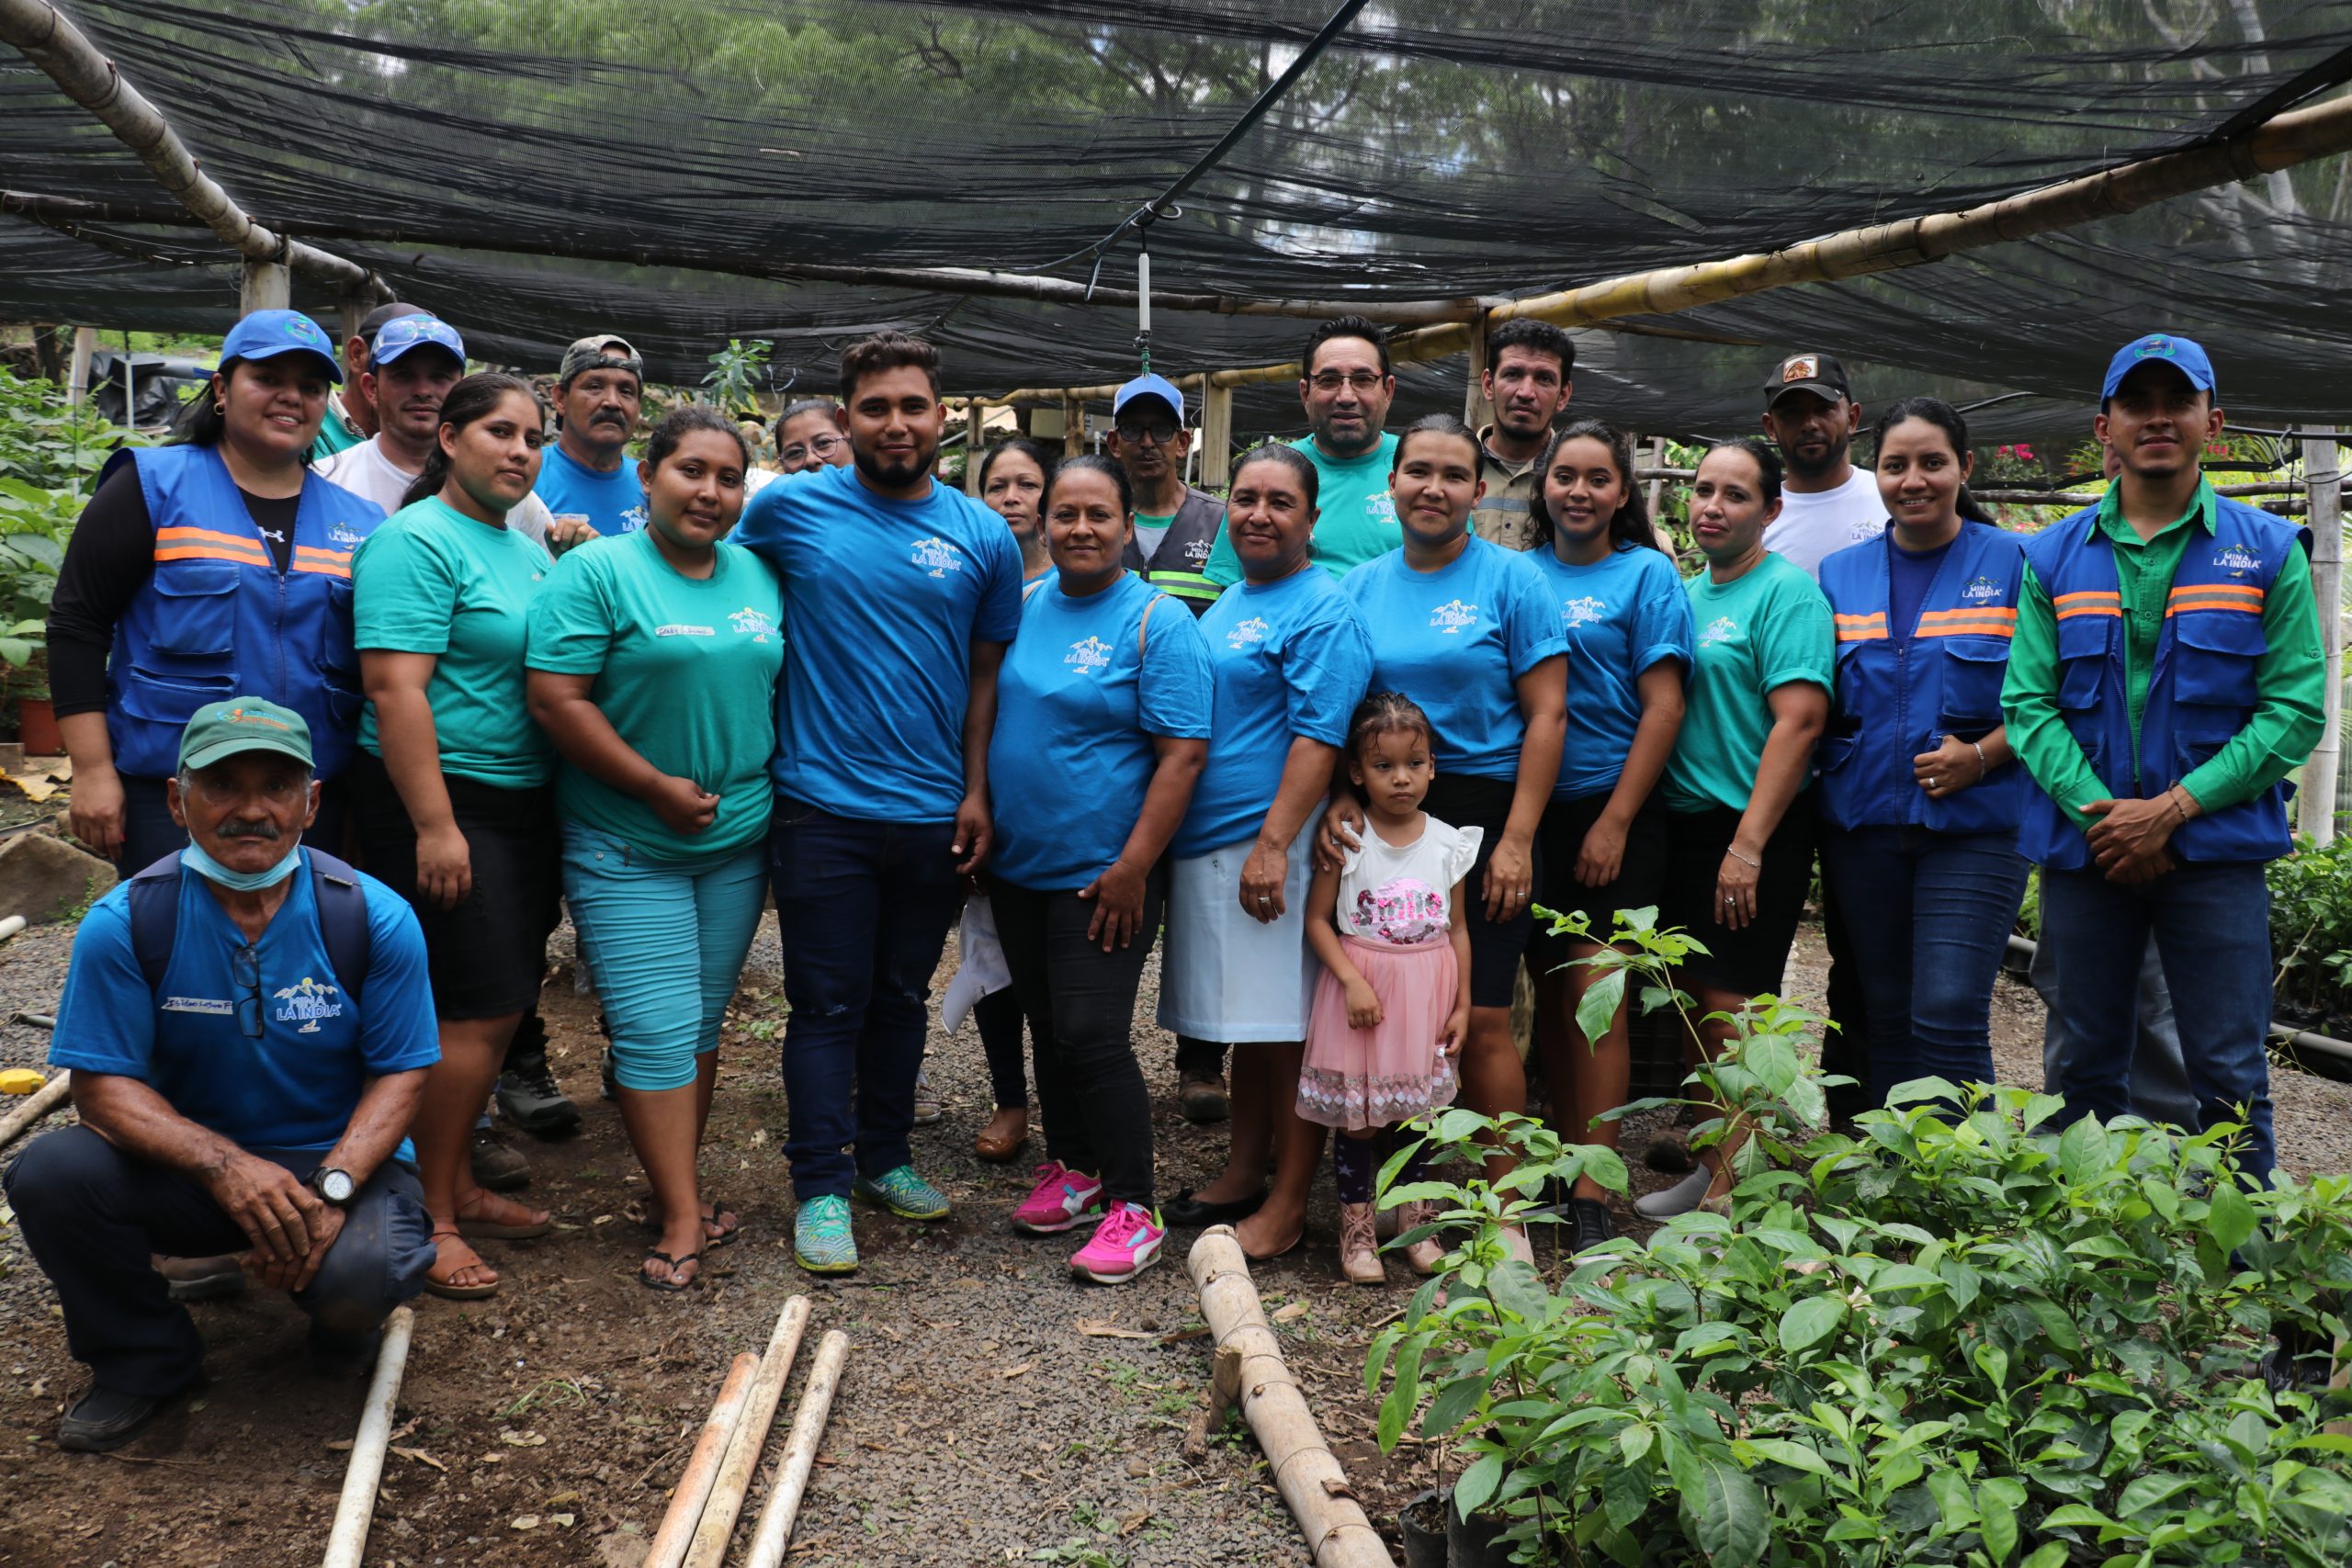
xmin=496 ymin=1059 xmax=582 ymax=1135
xmin=911 ymin=1068 xmax=943 ymax=1127
xmin=471 ymin=1126 xmax=532 ymax=1191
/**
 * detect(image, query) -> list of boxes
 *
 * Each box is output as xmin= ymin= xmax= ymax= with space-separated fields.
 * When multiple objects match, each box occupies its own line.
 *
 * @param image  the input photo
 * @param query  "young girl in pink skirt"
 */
xmin=1300 ymin=692 xmax=1476 ymax=1285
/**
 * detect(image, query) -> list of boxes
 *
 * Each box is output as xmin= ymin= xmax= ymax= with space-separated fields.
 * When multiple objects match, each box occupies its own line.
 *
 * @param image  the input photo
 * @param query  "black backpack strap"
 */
xmin=124 ymin=849 xmax=372 ymax=1006
xmin=303 ymin=849 xmax=372 ymax=1009
xmin=125 ymin=852 xmax=188 ymax=994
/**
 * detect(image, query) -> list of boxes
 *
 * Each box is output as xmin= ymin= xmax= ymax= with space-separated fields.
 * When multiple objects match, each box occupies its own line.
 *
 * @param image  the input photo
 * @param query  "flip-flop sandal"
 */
xmin=424 ymin=1229 xmax=500 ymax=1301
xmin=631 ymin=1199 xmax=742 ymax=1248
xmin=639 ymin=1249 xmax=702 ymax=1292
xmin=454 ymin=1191 xmax=553 ymax=1241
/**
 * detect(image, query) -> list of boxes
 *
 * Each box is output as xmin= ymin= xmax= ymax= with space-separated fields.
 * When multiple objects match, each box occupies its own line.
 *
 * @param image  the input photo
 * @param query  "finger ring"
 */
xmin=1724 ymin=895 xmax=1737 ymax=905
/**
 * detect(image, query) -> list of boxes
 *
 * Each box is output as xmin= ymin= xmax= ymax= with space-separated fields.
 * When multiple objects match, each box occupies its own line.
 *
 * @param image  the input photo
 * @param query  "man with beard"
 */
xmin=311 ymin=301 xmax=427 ymax=460
xmin=733 ymin=331 xmax=1023 ymax=1275
xmin=1758 ymin=352 xmax=1883 ymax=579
xmin=1757 ymin=351 xmax=1883 ymax=1119
xmin=1109 ymin=373 xmax=1221 ymax=618
xmin=1202 ymin=316 xmax=1403 ymax=587
xmin=535 ymin=334 xmax=650 ymax=545
xmin=315 ymin=315 xmax=556 ymax=548
xmin=1471 ymin=320 xmax=1577 ymax=551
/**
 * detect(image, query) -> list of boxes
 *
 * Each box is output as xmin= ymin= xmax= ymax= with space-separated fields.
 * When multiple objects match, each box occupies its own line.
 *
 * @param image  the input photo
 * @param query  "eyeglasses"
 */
xmin=233 ymin=944 xmax=264 ymax=1040
xmin=1308 ymin=371 xmax=1386 ymax=393
xmin=783 ymin=432 xmax=845 ymax=461
xmin=1115 ymin=421 xmax=1181 ymax=444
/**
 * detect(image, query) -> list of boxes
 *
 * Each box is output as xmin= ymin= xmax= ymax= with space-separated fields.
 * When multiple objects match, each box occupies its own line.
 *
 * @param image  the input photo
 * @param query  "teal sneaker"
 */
xmin=853 ymin=1165 xmax=951 ymax=1222
xmin=794 ymin=1194 xmax=858 ymax=1274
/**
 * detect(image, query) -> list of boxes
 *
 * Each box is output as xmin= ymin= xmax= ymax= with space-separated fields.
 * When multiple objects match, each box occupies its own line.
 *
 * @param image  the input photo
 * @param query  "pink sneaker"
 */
xmin=1069 ymin=1202 xmax=1165 ymax=1285
xmin=1012 ymin=1162 xmax=1104 ymax=1235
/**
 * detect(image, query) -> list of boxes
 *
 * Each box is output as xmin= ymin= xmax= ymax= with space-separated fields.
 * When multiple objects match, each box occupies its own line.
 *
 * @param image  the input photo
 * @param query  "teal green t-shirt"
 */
xmin=1664 ymin=550 xmax=1835 ymax=814
xmin=526 ymin=531 xmax=786 ymax=860
xmin=353 ymin=497 xmax=555 ymax=789
xmin=1203 ymin=432 xmax=1401 ymax=587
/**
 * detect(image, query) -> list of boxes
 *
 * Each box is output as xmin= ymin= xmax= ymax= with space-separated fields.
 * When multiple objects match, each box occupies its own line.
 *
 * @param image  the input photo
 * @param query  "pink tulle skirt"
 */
xmin=1297 ymin=935 xmax=1460 ymax=1131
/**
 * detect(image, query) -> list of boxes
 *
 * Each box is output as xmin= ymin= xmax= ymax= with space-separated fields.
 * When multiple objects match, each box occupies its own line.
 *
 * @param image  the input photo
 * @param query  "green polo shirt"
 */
xmin=2001 ymin=478 xmax=2326 ymax=831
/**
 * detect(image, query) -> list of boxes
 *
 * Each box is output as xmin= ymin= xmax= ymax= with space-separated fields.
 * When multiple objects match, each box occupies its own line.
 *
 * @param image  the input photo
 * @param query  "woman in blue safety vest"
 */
xmin=50 ymin=310 xmax=385 ymax=872
xmin=1816 ymin=397 xmax=2030 ymax=1103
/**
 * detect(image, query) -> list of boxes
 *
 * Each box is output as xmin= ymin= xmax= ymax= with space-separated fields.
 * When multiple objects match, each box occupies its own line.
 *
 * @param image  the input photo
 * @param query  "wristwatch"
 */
xmin=310 ymin=1166 xmax=356 ymax=1207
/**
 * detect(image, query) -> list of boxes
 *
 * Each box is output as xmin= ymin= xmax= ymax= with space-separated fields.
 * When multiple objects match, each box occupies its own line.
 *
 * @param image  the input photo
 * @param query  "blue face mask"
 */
xmin=181 ymin=839 xmax=302 ymax=893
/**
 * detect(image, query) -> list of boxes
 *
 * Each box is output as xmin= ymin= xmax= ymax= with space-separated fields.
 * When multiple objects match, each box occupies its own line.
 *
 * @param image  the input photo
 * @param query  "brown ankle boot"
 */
xmin=1339 ymin=1202 xmax=1386 ymax=1285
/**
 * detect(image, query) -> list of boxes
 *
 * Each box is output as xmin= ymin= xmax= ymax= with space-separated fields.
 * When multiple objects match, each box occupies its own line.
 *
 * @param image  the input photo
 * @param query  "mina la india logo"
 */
xmin=1429 ymin=599 xmax=1480 ymax=635
xmin=910 ymin=536 xmax=965 ymax=578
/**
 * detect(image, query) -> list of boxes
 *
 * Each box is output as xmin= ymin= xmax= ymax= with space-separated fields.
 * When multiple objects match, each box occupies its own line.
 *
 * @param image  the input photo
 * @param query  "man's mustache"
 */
xmin=217 ymin=818 xmax=283 ymax=840
xmin=591 ymin=410 xmax=629 ymax=427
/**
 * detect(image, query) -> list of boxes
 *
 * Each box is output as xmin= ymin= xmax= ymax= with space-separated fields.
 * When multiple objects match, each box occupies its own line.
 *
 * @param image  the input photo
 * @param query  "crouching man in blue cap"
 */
xmin=5 ymin=697 xmax=441 ymax=1451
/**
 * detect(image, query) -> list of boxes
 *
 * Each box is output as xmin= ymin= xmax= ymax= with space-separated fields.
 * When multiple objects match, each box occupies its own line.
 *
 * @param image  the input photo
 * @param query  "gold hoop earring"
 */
xmin=213 ymin=402 xmax=225 ymax=414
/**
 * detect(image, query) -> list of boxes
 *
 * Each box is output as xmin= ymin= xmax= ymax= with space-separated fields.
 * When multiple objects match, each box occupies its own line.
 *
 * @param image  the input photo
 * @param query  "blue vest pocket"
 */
xmin=1936 ymin=636 xmax=2010 ymax=732
xmin=117 ymin=664 xmax=237 ymax=727
xmin=2054 ymin=615 xmax=2109 ymax=711
xmin=2167 ymin=611 xmax=2265 ymax=713
xmin=147 ymin=561 xmax=242 ymax=659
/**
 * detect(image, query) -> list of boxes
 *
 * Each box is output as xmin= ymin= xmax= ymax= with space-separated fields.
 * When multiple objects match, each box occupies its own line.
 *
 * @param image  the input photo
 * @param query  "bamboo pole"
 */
xmin=1461 ymin=314 xmax=1490 ymax=429
xmin=645 ymin=1353 xmax=760 ymax=1568
xmin=740 ymin=1329 xmax=851 ymax=1568
xmin=964 ymin=403 xmax=986 ymax=497
xmin=1202 ymin=382 xmax=1235 ymax=490
xmin=65 ymin=325 xmax=95 ymax=409
xmin=2302 ymin=429 xmax=2344 ymax=845
xmin=680 ymin=1296 xmax=813 ymax=1568
xmin=318 ymin=1306 xmax=417 ymax=1568
xmin=0 ymin=1 xmax=387 ymax=302
xmin=0 ymin=1070 xmax=69 ymax=1151
xmin=240 ymin=258 xmax=290 ymax=317
xmin=1187 ymin=1228 xmax=1395 ymax=1568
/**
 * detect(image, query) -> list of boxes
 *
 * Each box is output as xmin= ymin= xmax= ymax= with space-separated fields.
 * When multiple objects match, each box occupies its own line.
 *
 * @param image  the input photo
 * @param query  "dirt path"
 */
xmin=1 ymin=917 xmax=2346 ymax=1566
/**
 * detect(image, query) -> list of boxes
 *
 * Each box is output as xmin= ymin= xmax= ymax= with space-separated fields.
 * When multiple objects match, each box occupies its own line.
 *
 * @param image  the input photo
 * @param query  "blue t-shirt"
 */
xmin=533 ymin=441 xmax=649 ymax=537
xmin=1176 ymin=566 xmax=1374 ymax=858
xmin=1340 ymin=536 xmax=1566 ymax=781
xmin=989 ymin=573 xmax=1214 ymax=890
xmin=1530 ymin=544 xmax=1695 ymax=801
xmin=49 ymin=854 xmax=441 ymax=1160
xmin=732 ymin=464 xmax=1024 ymax=824
xmin=1888 ymin=536 xmax=1954 ymax=645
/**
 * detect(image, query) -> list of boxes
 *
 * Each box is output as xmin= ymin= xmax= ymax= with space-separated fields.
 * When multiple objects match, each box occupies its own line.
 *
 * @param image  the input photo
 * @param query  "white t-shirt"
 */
xmin=315 ymin=435 xmax=552 ymax=547
xmin=1335 ymin=816 xmax=1484 ymax=950
xmin=1761 ymin=467 xmax=1884 ymax=581
xmin=1131 ymin=522 xmax=1171 ymax=560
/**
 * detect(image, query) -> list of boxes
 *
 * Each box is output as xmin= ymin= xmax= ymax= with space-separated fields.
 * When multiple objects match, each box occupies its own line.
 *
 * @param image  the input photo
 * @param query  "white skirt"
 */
xmin=1158 ymin=815 xmax=1321 ymax=1044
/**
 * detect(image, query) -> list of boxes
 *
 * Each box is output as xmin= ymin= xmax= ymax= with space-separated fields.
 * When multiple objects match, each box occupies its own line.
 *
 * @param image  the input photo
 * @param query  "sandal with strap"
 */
xmin=424 ymin=1228 xmax=500 ymax=1301
xmin=639 ymin=1248 xmax=703 ymax=1292
xmin=454 ymin=1188 xmax=553 ymax=1240
xmin=631 ymin=1197 xmax=742 ymax=1248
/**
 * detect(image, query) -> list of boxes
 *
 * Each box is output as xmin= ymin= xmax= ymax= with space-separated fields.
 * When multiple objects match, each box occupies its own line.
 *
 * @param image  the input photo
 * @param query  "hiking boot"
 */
xmin=911 ymin=1069 xmax=944 ymax=1127
xmin=794 ymin=1194 xmax=857 ymax=1274
xmin=1392 ymin=1200 xmax=1447 ymax=1276
xmin=57 ymin=1378 xmax=199 ymax=1453
xmin=496 ymin=1058 xmax=582 ymax=1136
xmin=1177 ymin=1069 xmax=1230 ymax=1123
xmin=158 ymin=1254 xmax=246 ymax=1303
xmin=470 ymin=1126 xmax=531 ymax=1191
xmin=1566 ymin=1197 xmax=1616 ymax=1258
xmin=852 ymin=1165 xmax=951 ymax=1222
xmin=1069 ymin=1202 xmax=1165 ymax=1285
xmin=1339 ymin=1202 xmax=1385 ymax=1286
xmin=1012 ymin=1161 xmax=1104 ymax=1235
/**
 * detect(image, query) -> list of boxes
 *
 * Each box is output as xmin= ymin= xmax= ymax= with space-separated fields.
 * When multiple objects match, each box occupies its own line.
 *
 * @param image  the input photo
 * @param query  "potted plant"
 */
xmin=1369 ymin=908 xmax=2352 ymax=1567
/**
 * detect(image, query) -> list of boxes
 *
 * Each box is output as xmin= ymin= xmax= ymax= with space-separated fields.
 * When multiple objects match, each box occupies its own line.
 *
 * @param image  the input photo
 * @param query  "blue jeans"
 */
xmin=1820 ymin=826 xmax=2030 ymax=1102
xmin=2039 ymin=861 xmax=2276 ymax=1182
xmin=768 ymin=798 xmax=965 ymax=1201
xmin=5 ymin=1128 xmax=432 ymax=1395
xmin=562 ymin=828 xmax=770 ymax=1092
xmin=2032 ymin=933 xmax=2199 ymax=1127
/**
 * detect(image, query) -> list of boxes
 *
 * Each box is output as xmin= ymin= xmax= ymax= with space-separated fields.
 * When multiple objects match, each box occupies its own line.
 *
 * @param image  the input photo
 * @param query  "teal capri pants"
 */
xmin=561 ymin=826 xmax=770 ymax=1092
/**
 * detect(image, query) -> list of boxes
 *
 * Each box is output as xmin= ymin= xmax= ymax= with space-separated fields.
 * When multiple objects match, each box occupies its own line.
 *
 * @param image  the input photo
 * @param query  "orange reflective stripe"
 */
xmin=153 ymin=525 xmax=268 ymax=565
xmin=1836 ymin=626 xmax=1889 ymax=642
xmin=1918 ymin=606 xmax=2017 ymax=624
xmin=2054 ymin=604 xmax=2122 ymax=620
xmin=292 ymin=546 xmax=352 ymax=580
xmin=2165 ymin=600 xmax=2264 ymax=617
xmin=2168 ymin=582 xmax=2263 ymax=602
xmin=2052 ymin=590 xmax=2120 ymax=606
xmin=1916 ymin=622 xmax=2016 ymax=637
xmin=153 ymin=544 xmax=270 ymax=568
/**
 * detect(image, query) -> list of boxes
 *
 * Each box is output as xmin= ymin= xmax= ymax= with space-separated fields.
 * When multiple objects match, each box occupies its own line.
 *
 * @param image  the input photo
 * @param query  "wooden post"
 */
xmin=740 ymin=1331 xmax=852 ymax=1568
xmin=645 ymin=1354 xmax=761 ymax=1568
xmin=66 ymin=325 xmax=96 ymax=408
xmin=240 ymin=256 xmax=290 ymax=316
xmin=339 ymin=298 xmax=365 ymax=351
xmin=1061 ymin=396 xmax=1085 ymax=457
xmin=1187 ymin=1228 xmax=1396 ymax=1568
xmin=681 ymin=1297 xmax=813 ymax=1568
xmin=2302 ymin=428 xmax=2344 ymax=845
xmin=1462 ymin=313 xmax=1490 ymax=430
xmin=965 ymin=402 xmax=986 ymax=497
xmin=319 ymin=1306 xmax=417 ymax=1568
xmin=0 ymin=1071 xmax=70 ymax=1152
xmin=1202 ymin=382 xmax=1234 ymax=490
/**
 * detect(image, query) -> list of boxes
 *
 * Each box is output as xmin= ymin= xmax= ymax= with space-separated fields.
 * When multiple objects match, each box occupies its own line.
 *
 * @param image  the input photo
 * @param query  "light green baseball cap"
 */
xmin=177 ymin=696 xmax=314 ymax=773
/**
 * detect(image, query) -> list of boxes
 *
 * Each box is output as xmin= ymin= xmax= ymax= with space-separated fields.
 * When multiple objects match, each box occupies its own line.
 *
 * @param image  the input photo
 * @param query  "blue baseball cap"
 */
xmin=1113 ymin=372 xmax=1185 ymax=426
xmin=370 ymin=312 xmax=466 ymax=369
xmin=2101 ymin=333 xmax=2217 ymax=403
xmin=217 ymin=310 xmax=342 ymax=385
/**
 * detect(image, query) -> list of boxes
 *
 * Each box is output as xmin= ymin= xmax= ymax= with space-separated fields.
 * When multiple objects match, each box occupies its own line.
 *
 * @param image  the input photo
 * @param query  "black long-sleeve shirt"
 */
xmin=47 ymin=463 xmax=299 ymax=717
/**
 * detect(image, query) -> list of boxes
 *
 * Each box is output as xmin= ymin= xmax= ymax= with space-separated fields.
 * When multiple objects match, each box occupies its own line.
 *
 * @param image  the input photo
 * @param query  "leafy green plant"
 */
xmin=0 ymin=364 xmax=143 ymax=676
xmin=1368 ymin=908 xmax=2352 ymax=1568
xmin=700 ymin=337 xmax=773 ymax=415
xmin=2269 ymin=835 xmax=2352 ymax=1030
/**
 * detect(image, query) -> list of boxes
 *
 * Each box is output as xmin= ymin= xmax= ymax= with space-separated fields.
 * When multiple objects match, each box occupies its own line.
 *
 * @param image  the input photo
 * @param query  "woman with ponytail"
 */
xmin=1815 ymin=396 xmax=2030 ymax=1106
xmin=351 ymin=372 xmax=560 ymax=1299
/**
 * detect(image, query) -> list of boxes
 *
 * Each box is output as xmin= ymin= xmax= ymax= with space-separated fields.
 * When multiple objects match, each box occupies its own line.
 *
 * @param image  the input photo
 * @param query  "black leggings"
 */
xmin=973 ymin=987 xmax=1031 ymax=1111
xmin=990 ymin=874 xmax=1164 ymax=1209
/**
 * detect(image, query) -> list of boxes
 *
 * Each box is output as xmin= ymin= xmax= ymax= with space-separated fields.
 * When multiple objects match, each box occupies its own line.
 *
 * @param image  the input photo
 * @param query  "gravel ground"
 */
xmin=1 ymin=904 xmax=2346 ymax=1566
